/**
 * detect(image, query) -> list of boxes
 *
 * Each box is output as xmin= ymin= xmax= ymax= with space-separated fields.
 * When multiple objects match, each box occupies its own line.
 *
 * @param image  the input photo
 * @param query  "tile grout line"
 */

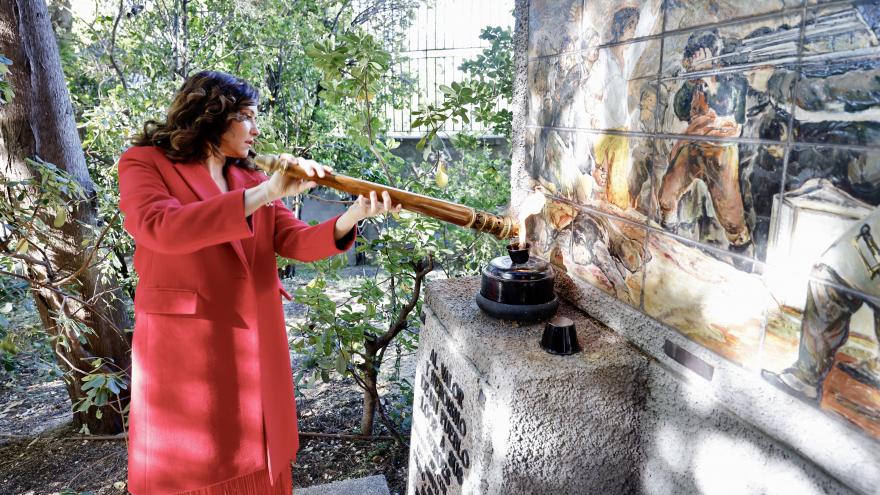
xmin=756 ymin=0 xmax=811 ymax=377
xmin=641 ymin=0 xmax=670 ymax=313
xmin=525 ymin=124 xmax=880 ymax=153
xmin=528 ymin=1 xmax=844 ymax=63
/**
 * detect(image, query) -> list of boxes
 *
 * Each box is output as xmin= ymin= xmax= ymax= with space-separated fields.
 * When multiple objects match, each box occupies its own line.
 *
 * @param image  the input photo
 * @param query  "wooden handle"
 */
xmin=253 ymin=155 xmax=517 ymax=239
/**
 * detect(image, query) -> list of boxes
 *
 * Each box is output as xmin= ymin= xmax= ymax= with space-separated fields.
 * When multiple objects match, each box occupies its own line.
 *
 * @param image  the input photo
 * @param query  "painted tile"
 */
xmin=525 ymin=198 xmax=573 ymax=271
xmin=657 ymin=67 xmax=799 ymax=143
xmin=665 ymin=0 xmax=803 ymax=32
xmin=643 ymin=232 xmax=773 ymax=368
xmin=527 ymin=55 xmax=561 ymax=128
xmin=527 ymin=41 xmax=661 ymax=132
xmin=784 ymin=145 xmax=880 ymax=207
xmin=526 ymin=52 xmax=600 ymax=129
xmin=561 ymin=208 xmax=647 ymax=308
xmin=525 ymin=128 xmax=593 ymax=202
xmin=582 ymin=0 xmax=663 ymax=48
xmin=528 ymin=0 xmax=584 ymax=58
xmin=657 ymin=14 xmax=803 ymax=143
xmin=574 ymin=40 xmax=662 ymax=133
xmin=802 ymin=3 xmax=880 ymax=60
xmin=761 ymin=280 xmax=880 ymax=440
xmin=528 ymin=128 xmax=656 ymax=219
xmin=792 ymin=57 xmax=880 ymax=147
xmin=662 ymin=12 xmax=802 ymax=77
xmin=764 ymin=145 xmax=880 ymax=310
xmin=649 ymin=139 xmax=786 ymax=261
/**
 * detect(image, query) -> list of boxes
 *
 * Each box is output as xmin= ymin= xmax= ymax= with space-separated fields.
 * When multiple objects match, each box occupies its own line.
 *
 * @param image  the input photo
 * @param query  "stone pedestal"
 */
xmin=406 ymin=277 xmax=649 ymax=495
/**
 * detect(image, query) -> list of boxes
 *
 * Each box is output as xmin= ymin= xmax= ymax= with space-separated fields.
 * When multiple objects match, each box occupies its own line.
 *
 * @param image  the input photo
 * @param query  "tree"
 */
xmin=296 ymin=25 xmax=511 ymax=440
xmin=0 ymin=0 xmax=132 ymax=434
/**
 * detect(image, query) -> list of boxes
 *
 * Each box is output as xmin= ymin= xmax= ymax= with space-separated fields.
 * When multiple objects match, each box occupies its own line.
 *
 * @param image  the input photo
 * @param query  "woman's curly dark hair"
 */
xmin=133 ymin=71 xmax=259 ymax=167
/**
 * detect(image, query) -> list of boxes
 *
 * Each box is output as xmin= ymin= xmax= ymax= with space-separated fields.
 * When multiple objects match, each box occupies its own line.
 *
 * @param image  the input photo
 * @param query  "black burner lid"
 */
xmin=484 ymin=255 xmax=553 ymax=281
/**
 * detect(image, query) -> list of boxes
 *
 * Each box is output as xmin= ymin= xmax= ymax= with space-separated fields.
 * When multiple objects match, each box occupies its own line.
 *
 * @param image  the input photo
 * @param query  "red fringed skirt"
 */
xmin=176 ymin=466 xmax=293 ymax=495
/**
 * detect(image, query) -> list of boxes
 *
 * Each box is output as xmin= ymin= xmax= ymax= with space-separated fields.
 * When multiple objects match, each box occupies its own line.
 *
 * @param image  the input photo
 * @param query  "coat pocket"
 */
xmin=138 ymin=287 xmax=199 ymax=315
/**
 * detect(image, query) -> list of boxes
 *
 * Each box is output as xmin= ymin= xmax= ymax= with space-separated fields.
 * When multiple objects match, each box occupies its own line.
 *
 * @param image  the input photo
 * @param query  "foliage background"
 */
xmin=2 ymin=0 xmax=513 ymax=439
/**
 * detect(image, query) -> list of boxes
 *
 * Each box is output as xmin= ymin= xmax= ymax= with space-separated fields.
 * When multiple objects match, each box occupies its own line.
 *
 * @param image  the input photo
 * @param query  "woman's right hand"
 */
xmin=264 ymin=153 xmax=333 ymax=201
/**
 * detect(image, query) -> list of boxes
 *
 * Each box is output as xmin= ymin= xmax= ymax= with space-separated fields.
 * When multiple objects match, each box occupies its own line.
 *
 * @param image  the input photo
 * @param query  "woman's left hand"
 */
xmin=348 ymin=190 xmax=403 ymax=222
xmin=333 ymin=190 xmax=402 ymax=242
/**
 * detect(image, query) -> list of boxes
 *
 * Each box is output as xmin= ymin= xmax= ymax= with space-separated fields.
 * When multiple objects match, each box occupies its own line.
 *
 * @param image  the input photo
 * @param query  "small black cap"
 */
xmin=506 ymin=242 xmax=531 ymax=264
xmin=540 ymin=316 xmax=582 ymax=355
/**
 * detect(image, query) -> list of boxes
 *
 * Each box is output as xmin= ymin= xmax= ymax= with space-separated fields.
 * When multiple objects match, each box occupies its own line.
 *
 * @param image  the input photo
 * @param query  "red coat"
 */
xmin=118 ymin=146 xmax=353 ymax=494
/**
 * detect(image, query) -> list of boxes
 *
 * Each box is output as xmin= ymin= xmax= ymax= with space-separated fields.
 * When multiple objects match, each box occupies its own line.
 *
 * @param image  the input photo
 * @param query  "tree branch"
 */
xmin=373 ymin=255 xmax=432 ymax=350
xmin=108 ymin=0 xmax=128 ymax=92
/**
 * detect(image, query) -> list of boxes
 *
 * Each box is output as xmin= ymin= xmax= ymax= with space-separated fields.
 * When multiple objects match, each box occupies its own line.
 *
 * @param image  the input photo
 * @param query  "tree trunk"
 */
xmin=0 ymin=0 xmax=133 ymax=434
xmin=359 ymin=359 xmax=378 ymax=436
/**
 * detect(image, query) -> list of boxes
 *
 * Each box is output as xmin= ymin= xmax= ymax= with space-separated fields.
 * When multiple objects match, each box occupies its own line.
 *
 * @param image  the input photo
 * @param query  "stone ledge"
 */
xmin=410 ymin=277 xmax=856 ymax=494
xmin=297 ymin=475 xmax=390 ymax=495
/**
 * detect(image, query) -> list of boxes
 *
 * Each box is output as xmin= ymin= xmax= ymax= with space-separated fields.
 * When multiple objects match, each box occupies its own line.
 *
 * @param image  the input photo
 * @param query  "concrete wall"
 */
xmin=509 ymin=0 xmax=880 ymax=492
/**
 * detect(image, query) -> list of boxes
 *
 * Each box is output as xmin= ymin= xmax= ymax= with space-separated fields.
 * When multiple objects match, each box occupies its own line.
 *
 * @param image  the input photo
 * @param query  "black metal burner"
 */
xmin=476 ymin=243 xmax=559 ymax=322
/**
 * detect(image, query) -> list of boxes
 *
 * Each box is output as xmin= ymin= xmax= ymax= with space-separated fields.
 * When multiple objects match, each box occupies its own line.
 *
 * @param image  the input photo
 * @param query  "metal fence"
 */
xmin=375 ymin=0 xmax=514 ymax=137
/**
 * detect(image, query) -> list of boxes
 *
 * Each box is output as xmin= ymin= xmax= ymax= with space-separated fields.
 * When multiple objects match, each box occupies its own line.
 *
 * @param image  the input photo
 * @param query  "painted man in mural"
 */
xmin=764 ymin=209 xmax=880 ymax=402
xmin=587 ymin=7 xmax=641 ymax=210
xmin=657 ymin=29 xmax=752 ymax=255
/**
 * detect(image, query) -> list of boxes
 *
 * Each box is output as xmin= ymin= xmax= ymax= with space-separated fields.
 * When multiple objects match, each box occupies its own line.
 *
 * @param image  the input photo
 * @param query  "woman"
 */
xmin=118 ymin=71 xmax=400 ymax=494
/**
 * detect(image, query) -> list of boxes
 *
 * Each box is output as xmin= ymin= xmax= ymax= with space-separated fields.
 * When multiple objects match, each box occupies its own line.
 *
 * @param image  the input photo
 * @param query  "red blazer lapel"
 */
xmin=172 ymin=161 xmax=252 ymax=275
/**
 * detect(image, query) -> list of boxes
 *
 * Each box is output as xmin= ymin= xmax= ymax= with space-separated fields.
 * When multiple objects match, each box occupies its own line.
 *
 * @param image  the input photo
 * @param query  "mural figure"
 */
xmin=764 ymin=209 xmax=880 ymax=402
xmin=570 ymin=211 xmax=646 ymax=305
xmin=632 ymin=81 xmax=667 ymax=215
xmin=586 ymin=8 xmax=641 ymax=210
xmin=657 ymin=29 xmax=753 ymax=255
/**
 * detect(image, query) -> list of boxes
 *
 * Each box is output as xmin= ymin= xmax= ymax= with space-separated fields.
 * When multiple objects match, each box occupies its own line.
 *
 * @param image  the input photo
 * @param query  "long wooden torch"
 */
xmin=253 ymin=155 xmax=517 ymax=240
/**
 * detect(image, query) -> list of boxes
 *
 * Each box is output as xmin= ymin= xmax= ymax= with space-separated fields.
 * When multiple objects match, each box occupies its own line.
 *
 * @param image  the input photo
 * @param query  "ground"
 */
xmin=0 ymin=266 xmax=416 ymax=495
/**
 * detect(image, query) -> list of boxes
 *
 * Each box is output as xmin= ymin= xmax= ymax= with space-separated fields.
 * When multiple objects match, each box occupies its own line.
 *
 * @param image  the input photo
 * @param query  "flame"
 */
xmin=518 ymin=189 xmax=547 ymax=246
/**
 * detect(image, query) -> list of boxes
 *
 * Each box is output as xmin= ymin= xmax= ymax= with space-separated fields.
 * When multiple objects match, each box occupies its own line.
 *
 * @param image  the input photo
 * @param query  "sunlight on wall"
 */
xmin=766 ymin=185 xmax=873 ymax=310
xmin=656 ymin=424 xmax=688 ymax=474
xmin=693 ymin=433 xmax=821 ymax=495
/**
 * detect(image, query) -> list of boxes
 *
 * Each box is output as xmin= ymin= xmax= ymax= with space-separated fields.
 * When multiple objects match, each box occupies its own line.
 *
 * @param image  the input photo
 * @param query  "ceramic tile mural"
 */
xmin=527 ymin=41 xmax=661 ymax=133
xmin=525 ymin=128 xmax=655 ymax=217
xmin=649 ymin=139 xmax=785 ymax=260
xmin=661 ymin=12 xmax=803 ymax=77
xmin=527 ymin=0 xmax=583 ymax=58
xmin=801 ymin=3 xmax=880 ymax=60
xmin=526 ymin=0 xmax=880 ymax=441
xmin=564 ymin=210 xmax=647 ymax=307
xmin=643 ymin=234 xmax=772 ymax=368
xmin=664 ymin=0 xmax=802 ymax=32
xmin=581 ymin=0 xmax=663 ymax=48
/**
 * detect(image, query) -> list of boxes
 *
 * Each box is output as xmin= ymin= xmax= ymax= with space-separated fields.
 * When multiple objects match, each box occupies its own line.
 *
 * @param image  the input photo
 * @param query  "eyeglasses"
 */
xmin=229 ymin=112 xmax=257 ymax=125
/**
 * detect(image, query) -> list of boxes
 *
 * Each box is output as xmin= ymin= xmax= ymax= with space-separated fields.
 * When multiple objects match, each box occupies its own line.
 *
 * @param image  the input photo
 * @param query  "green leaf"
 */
xmin=335 ymin=353 xmax=347 ymax=375
xmin=14 ymin=239 xmax=28 ymax=255
xmin=53 ymin=204 xmax=67 ymax=227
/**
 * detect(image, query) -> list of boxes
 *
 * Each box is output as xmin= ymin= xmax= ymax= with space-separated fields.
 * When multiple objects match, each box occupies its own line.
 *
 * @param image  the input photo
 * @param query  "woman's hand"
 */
xmin=264 ymin=153 xmax=332 ymax=202
xmin=347 ymin=191 xmax=403 ymax=222
xmin=333 ymin=190 xmax=402 ymax=241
